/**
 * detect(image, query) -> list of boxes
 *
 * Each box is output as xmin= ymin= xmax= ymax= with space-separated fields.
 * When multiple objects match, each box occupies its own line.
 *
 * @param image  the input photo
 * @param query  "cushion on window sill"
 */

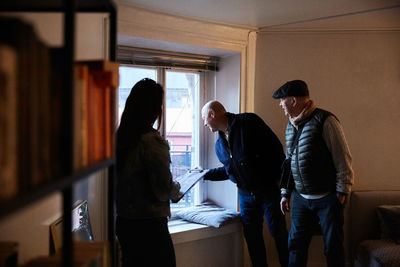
xmin=175 ymin=201 xmax=240 ymax=228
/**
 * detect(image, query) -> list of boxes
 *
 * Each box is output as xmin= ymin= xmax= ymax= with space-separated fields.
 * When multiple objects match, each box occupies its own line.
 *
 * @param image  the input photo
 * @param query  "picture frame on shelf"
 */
xmin=50 ymin=200 xmax=94 ymax=253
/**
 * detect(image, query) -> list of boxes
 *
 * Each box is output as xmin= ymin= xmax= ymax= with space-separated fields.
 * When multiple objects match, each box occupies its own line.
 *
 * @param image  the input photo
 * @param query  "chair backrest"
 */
xmin=347 ymin=190 xmax=400 ymax=262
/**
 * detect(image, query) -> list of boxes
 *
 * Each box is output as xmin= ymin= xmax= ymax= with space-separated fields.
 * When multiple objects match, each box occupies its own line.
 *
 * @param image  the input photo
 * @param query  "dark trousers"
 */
xmin=239 ymin=188 xmax=289 ymax=267
xmin=116 ymin=216 xmax=176 ymax=267
xmin=288 ymin=191 xmax=345 ymax=267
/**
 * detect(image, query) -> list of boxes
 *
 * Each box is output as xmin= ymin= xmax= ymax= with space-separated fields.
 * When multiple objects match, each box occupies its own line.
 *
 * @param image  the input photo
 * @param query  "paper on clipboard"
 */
xmin=173 ymin=169 xmax=208 ymax=201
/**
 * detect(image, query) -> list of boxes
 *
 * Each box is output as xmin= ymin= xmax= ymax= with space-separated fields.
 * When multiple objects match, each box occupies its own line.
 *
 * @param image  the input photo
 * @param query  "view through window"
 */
xmin=165 ymin=70 xmax=200 ymax=210
xmin=118 ymin=66 xmax=200 ymax=210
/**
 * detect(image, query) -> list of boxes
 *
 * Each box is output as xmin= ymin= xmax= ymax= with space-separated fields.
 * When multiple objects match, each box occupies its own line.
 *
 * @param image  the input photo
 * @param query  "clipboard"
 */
xmin=173 ymin=169 xmax=208 ymax=201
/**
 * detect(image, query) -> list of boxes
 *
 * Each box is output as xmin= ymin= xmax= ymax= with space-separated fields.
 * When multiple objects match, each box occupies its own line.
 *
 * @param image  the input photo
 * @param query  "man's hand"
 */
xmin=280 ymin=197 xmax=290 ymax=215
xmin=336 ymin=193 xmax=346 ymax=205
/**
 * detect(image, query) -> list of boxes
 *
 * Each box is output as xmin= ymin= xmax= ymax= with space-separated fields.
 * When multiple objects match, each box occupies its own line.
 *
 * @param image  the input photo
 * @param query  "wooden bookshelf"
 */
xmin=0 ymin=0 xmax=117 ymax=266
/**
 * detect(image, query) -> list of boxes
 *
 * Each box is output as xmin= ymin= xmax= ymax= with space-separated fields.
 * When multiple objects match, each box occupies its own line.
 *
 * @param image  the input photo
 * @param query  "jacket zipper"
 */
xmin=295 ymin=132 xmax=307 ymax=193
xmin=225 ymin=135 xmax=244 ymax=189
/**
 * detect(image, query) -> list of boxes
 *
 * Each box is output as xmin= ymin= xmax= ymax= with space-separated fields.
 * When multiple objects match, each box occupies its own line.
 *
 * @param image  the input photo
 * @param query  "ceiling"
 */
xmin=118 ymin=0 xmax=400 ymax=29
xmin=117 ymin=0 xmax=400 ymax=57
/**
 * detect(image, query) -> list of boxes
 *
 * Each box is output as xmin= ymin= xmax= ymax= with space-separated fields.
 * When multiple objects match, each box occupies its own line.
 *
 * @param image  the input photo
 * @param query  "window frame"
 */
xmin=162 ymin=68 xmax=203 ymax=213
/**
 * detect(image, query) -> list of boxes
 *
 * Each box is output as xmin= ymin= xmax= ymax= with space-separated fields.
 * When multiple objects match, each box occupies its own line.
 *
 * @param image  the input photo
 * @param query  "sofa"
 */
xmin=347 ymin=190 xmax=400 ymax=267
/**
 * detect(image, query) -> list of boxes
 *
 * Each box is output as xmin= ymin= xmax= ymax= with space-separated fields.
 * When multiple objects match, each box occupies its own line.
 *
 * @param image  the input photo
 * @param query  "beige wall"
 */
xmin=0 ymin=193 xmax=62 ymax=264
xmin=206 ymin=54 xmax=241 ymax=212
xmin=254 ymin=30 xmax=400 ymax=190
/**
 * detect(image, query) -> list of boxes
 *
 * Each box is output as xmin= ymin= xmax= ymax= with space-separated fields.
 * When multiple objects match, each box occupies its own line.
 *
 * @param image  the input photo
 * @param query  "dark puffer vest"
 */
xmin=286 ymin=108 xmax=337 ymax=194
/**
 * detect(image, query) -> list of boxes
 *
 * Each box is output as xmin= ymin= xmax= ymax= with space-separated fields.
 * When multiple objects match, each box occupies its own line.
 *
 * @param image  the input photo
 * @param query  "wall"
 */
xmin=254 ymin=31 xmax=400 ymax=192
xmin=175 ymin=233 xmax=241 ymax=267
xmin=205 ymin=54 xmax=241 ymax=212
xmin=0 ymin=193 xmax=62 ymax=264
xmin=252 ymin=7 xmax=400 ymax=266
xmin=0 ymin=12 xmax=108 ymax=264
xmin=172 ymin=223 xmax=243 ymax=267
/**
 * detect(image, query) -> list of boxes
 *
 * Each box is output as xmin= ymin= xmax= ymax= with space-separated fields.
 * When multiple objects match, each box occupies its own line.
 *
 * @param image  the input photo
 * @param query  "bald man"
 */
xmin=202 ymin=101 xmax=289 ymax=267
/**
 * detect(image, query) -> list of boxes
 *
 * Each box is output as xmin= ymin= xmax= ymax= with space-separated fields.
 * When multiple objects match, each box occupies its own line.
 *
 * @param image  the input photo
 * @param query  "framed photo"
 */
xmin=50 ymin=200 xmax=94 ymax=253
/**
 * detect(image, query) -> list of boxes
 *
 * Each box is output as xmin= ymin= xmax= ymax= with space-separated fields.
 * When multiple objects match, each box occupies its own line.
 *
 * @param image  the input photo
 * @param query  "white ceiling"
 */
xmin=117 ymin=0 xmax=400 ymax=57
xmin=118 ymin=0 xmax=400 ymax=29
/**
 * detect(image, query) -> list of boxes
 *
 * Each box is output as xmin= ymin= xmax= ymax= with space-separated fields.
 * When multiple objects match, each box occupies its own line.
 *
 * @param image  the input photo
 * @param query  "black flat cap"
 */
xmin=272 ymin=80 xmax=309 ymax=99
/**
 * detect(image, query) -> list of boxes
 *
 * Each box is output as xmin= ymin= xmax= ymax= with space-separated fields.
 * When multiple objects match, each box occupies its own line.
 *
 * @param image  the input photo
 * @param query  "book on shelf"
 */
xmin=0 ymin=17 xmax=57 ymax=199
xmin=78 ymin=60 xmax=119 ymax=160
xmin=0 ymin=44 xmax=18 ymax=201
xmin=49 ymin=47 xmax=70 ymax=179
xmin=73 ymin=61 xmax=119 ymax=170
xmin=0 ymin=241 xmax=18 ymax=267
xmin=0 ymin=18 xmax=34 ymax=196
xmin=0 ymin=18 xmax=51 ymax=198
xmin=30 ymin=38 xmax=52 ymax=187
xmin=74 ymin=65 xmax=90 ymax=170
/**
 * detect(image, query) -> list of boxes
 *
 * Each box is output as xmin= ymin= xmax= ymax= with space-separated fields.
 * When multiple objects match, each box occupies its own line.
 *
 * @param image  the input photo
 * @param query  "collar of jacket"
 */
xmin=224 ymin=112 xmax=236 ymax=134
xmin=293 ymin=108 xmax=319 ymax=129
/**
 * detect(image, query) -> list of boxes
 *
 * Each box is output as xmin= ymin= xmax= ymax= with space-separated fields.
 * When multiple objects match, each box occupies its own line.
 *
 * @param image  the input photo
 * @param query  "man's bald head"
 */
xmin=202 ymin=100 xmax=226 ymax=117
xmin=201 ymin=100 xmax=228 ymax=133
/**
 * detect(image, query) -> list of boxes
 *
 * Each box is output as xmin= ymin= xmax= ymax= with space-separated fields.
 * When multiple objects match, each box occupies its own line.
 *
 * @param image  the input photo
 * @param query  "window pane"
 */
xmin=166 ymin=71 xmax=199 ymax=209
xmin=118 ymin=66 xmax=157 ymax=122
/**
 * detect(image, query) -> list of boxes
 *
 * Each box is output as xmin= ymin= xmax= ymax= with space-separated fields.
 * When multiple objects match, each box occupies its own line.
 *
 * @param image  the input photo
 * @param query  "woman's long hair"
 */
xmin=116 ymin=78 xmax=164 ymax=171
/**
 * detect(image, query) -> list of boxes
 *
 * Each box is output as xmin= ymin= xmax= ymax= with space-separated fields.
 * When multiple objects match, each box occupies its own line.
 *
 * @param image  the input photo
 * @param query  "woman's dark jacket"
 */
xmin=205 ymin=112 xmax=285 ymax=195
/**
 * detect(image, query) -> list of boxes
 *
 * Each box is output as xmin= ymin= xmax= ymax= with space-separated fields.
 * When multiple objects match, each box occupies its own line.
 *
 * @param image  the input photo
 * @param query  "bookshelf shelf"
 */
xmin=0 ymin=158 xmax=115 ymax=219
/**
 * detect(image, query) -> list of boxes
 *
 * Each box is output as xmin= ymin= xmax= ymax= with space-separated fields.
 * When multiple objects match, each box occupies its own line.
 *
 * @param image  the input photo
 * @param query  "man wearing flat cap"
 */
xmin=272 ymin=80 xmax=354 ymax=267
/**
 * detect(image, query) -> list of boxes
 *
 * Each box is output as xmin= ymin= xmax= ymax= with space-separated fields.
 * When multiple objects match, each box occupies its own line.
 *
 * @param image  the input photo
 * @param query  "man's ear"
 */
xmin=291 ymin=97 xmax=297 ymax=107
xmin=210 ymin=109 xmax=215 ymax=118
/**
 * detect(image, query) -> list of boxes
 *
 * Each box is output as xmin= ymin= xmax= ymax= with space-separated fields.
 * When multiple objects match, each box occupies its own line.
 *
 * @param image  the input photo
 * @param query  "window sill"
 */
xmin=168 ymin=219 xmax=241 ymax=245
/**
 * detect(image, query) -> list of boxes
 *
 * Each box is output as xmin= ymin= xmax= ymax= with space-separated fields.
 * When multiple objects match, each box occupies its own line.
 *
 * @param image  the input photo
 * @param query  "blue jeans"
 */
xmin=239 ymin=188 xmax=289 ymax=267
xmin=288 ymin=191 xmax=345 ymax=267
xmin=116 ymin=216 xmax=176 ymax=267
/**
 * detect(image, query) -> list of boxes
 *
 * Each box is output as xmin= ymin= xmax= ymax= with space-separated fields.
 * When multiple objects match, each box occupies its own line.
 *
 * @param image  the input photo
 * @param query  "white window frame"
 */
xmin=161 ymin=68 xmax=204 ymax=213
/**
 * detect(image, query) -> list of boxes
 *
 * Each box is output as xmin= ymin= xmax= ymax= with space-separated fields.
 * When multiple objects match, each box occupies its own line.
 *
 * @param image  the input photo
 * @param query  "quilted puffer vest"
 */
xmin=285 ymin=108 xmax=337 ymax=194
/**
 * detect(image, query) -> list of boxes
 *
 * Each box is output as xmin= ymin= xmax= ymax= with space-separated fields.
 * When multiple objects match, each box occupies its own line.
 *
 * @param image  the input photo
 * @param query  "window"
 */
xmin=118 ymin=66 xmax=202 ymax=210
xmin=118 ymin=66 xmax=157 ymax=122
xmin=165 ymin=70 xmax=200 ymax=210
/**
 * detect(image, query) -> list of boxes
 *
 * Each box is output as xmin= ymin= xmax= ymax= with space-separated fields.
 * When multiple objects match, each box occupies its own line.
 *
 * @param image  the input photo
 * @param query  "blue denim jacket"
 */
xmin=205 ymin=112 xmax=285 ymax=195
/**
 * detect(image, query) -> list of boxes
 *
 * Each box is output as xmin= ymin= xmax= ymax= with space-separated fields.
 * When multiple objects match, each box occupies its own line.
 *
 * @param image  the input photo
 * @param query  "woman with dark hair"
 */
xmin=116 ymin=78 xmax=181 ymax=267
